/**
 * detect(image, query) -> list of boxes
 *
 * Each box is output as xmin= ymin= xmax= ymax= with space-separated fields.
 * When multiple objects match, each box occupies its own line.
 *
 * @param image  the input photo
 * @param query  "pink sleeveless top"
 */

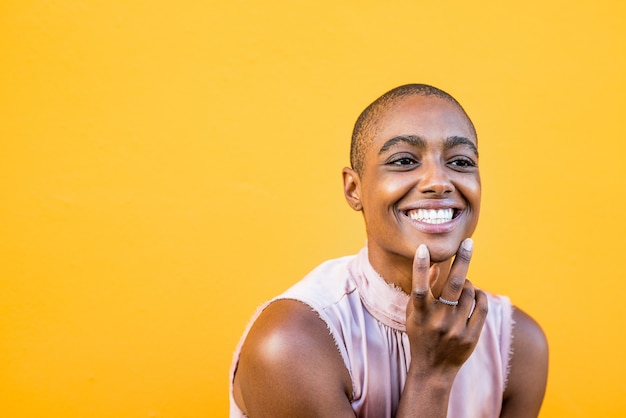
xmin=230 ymin=248 xmax=514 ymax=417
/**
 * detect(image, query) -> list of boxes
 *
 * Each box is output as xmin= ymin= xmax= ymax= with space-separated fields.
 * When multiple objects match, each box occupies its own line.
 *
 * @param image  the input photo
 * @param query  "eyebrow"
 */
xmin=378 ymin=134 xmax=478 ymax=157
xmin=378 ymin=135 xmax=426 ymax=154
xmin=444 ymin=136 xmax=479 ymax=157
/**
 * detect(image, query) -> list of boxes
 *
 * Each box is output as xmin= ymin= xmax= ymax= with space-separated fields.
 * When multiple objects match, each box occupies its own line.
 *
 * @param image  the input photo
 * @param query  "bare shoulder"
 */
xmin=233 ymin=299 xmax=354 ymax=418
xmin=501 ymin=306 xmax=549 ymax=417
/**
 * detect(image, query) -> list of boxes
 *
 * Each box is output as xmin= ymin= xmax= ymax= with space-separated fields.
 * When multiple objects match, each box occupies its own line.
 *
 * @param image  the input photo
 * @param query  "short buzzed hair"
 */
xmin=350 ymin=84 xmax=477 ymax=175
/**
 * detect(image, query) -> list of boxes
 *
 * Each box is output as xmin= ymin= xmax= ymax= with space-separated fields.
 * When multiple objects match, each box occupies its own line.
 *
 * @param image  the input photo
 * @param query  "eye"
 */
xmin=448 ymin=157 xmax=477 ymax=169
xmin=385 ymin=152 xmax=419 ymax=168
xmin=390 ymin=157 xmax=418 ymax=166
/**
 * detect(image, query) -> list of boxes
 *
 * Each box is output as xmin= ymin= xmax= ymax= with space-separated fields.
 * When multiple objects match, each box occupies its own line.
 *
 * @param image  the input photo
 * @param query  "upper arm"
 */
xmin=233 ymin=299 xmax=355 ymax=418
xmin=501 ymin=307 xmax=549 ymax=418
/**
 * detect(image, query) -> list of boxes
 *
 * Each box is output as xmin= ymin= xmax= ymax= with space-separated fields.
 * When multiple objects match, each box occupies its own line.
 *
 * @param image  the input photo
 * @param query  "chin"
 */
xmin=414 ymin=239 xmax=463 ymax=264
xmin=426 ymin=248 xmax=458 ymax=264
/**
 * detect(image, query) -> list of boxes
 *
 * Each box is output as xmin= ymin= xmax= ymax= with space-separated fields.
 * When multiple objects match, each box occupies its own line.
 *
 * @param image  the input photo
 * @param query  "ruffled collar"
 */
xmin=348 ymin=247 xmax=410 ymax=331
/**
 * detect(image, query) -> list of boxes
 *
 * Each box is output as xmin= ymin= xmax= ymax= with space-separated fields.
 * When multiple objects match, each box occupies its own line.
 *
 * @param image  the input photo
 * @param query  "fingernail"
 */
xmin=417 ymin=244 xmax=428 ymax=259
xmin=462 ymin=238 xmax=473 ymax=251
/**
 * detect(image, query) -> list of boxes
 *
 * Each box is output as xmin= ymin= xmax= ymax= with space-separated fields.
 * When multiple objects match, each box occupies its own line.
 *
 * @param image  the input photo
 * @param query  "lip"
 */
xmin=400 ymin=201 xmax=464 ymax=234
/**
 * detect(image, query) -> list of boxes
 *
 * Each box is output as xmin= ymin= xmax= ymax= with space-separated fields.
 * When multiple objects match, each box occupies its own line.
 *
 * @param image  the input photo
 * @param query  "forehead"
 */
xmin=372 ymin=95 xmax=476 ymax=149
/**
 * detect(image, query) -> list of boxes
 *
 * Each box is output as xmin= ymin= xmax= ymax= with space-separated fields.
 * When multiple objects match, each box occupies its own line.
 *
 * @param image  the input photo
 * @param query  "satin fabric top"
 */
xmin=230 ymin=248 xmax=514 ymax=417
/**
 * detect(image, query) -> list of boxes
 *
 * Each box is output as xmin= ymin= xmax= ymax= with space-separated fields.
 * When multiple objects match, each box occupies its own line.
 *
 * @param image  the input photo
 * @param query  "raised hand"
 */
xmin=405 ymin=238 xmax=489 ymax=375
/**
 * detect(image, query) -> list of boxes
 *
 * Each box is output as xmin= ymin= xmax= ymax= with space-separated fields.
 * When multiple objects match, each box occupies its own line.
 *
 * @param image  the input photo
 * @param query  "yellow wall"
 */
xmin=2 ymin=1 xmax=625 ymax=416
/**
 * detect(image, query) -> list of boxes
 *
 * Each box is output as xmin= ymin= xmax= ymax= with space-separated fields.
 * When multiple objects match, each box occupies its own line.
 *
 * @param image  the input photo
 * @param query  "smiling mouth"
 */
xmin=405 ymin=208 xmax=459 ymax=224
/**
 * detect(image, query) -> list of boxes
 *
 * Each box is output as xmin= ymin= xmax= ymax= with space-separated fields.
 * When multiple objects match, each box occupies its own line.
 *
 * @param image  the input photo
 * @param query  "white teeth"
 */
xmin=408 ymin=208 xmax=454 ymax=224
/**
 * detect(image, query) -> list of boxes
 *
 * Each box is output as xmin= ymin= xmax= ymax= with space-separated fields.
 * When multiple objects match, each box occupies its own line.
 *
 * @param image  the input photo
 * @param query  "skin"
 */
xmin=233 ymin=95 xmax=548 ymax=417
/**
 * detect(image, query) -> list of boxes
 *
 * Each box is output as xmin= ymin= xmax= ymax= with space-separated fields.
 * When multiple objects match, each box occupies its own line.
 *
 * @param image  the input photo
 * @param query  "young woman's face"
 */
xmin=357 ymin=95 xmax=481 ymax=266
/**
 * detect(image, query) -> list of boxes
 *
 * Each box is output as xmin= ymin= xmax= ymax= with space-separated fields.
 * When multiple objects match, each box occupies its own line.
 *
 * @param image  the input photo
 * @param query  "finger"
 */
xmin=429 ymin=264 xmax=440 ymax=289
xmin=439 ymin=238 xmax=473 ymax=304
xmin=466 ymin=288 xmax=489 ymax=337
xmin=454 ymin=279 xmax=476 ymax=320
xmin=411 ymin=244 xmax=433 ymax=312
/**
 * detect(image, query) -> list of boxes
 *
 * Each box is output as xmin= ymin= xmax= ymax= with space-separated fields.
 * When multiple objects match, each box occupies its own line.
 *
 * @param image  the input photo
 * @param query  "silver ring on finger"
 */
xmin=438 ymin=296 xmax=459 ymax=306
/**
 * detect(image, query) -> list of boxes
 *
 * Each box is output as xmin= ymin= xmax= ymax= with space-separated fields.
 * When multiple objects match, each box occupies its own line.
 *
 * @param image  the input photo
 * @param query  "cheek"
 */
xmin=470 ymin=185 xmax=481 ymax=207
xmin=466 ymin=179 xmax=481 ymax=225
xmin=361 ymin=179 xmax=412 ymax=226
xmin=363 ymin=175 xmax=412 ymax=206
xmin=462 ymin=175 xmax=481 ymax=205
xmin=457 ymin=176 xmax=481 ymax=230
xmin=379 ymin=174 xmax=415 ymax=199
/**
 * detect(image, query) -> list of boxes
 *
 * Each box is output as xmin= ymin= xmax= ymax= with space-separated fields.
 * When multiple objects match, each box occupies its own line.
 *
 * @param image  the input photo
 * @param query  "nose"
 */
xmin=418 ymin=159 xmax=454 ymax=195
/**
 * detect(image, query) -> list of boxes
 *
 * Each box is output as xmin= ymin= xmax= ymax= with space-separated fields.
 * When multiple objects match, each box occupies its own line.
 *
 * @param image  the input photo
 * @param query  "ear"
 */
xmin=342 ymin=167 xmax=363 ymax=211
